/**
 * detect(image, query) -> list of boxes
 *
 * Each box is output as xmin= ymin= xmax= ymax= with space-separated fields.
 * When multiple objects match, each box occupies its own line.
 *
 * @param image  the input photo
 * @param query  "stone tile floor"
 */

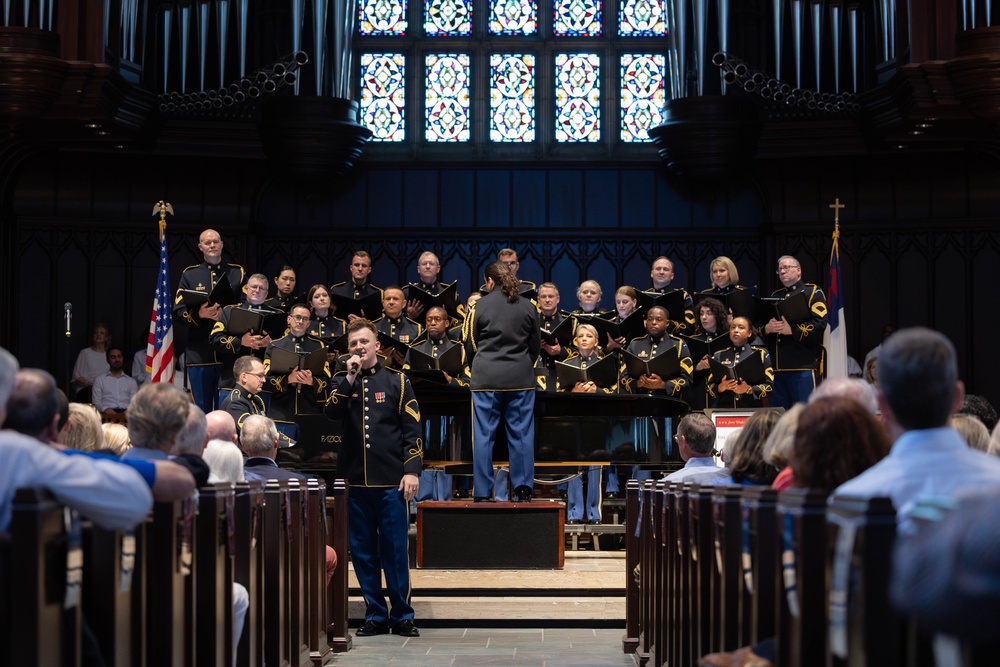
xmin=329 ymin=627 xmax=637 ymax=666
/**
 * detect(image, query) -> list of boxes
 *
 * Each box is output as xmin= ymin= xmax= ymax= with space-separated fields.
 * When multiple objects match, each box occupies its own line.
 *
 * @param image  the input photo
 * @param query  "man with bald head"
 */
xmin=205 ymin=409 xmax=239 ymax=444
xmin=174 ymin=228 xmax=246 ymax=413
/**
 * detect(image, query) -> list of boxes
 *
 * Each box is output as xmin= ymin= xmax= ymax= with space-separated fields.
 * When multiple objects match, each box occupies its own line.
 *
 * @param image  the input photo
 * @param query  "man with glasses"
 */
xmin=222 ymin=355 xmax=294 ymax=446
xmin=763 ymin=255 xmax=828 ymax=407
xmin=264 ymin=304 xmax=330 ymax=421
xmin=406 ymin=251 xmax=450 ymax=320
xmin=211 ymin=273 xmax=282 ymax=388
xmin=173 ymin=228 xmax=246 ymax=412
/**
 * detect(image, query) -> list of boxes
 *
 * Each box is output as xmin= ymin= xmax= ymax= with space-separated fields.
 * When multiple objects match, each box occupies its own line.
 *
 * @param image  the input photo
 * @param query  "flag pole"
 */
xmin=825 ymin=197 xmax=847 ymax=379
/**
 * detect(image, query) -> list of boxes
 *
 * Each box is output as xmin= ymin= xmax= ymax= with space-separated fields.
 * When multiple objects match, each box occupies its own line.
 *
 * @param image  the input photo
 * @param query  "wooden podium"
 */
xmin=416 ymin=501 xmax=566 ymax=569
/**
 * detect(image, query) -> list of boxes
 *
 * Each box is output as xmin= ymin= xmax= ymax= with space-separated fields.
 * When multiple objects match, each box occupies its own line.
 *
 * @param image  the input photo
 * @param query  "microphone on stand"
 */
xmin=64 ymin=303 xmax=72 ymax=337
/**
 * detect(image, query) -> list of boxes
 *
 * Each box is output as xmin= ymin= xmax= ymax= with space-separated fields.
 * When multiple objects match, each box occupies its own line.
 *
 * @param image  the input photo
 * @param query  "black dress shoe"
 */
xmin=356 ymin=620 xmax=389 ymax=637
xmin=512 ymin=486 xmax=533 ymax=502
xmin=473 ymin=496 xmax=492 ymax=503
xmin=392 ymin=619 xmax=420 ymax=637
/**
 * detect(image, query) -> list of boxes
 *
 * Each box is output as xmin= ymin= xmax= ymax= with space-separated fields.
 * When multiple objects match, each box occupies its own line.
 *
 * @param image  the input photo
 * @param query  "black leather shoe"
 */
xmin=392 ymin=620 xmax=420 ymax=637
xmin=473 ymin=496 xmax=492 ymax=503
xmin=512 ymin=486 xmax=533 ymax=502
xmin=356 ymin=620 xmax=389 ymax=637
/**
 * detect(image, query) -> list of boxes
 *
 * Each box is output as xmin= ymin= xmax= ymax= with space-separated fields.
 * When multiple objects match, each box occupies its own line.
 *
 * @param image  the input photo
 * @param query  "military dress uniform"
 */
xmin=707 ymin=345 xmax=774 ymax=408
xmin=535 ymin=310 xmax=574 ymax=392
xmin=264 ymin=333 xmax=330 ymax=421
xmin=464 ymin=289 xmax=541 ymax=500
xmin=649 ymin=285 xmax=696 ymax=336
xmin=330 ymin=280 xmax=382 ymax=300
xmin=323 ymin=363 xmax=423 ymax=630
xmin=308 ymin=314 xmax=347 ymax=346
xmin=621 ymin=334 xmax=693 ymax=398
xmin=220 ymin=386 xmax=266 ymax=433
xmin=173 ymin=260 xmax=245 ymax=411
xmin=685 ymin=329 xmax=731 ymax=410
xmin=210 ymin=302 xmax=283 ymax=388
xmin=765 ymin=280 xmax=828 ymax=407
xmin=264 ymin=292 xmax=304 ymax=313
xmin=405 ymin=335 xmax=470 ymax=501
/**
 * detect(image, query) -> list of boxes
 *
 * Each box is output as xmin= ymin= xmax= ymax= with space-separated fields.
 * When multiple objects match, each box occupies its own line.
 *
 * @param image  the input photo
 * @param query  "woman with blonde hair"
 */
xmin=60 ymin=403 xmax=105 ymax=452
xmin=702 ymin=256 xmax=743 ymax=295
xmin=101 ymin=422 xmax=131 ymax=455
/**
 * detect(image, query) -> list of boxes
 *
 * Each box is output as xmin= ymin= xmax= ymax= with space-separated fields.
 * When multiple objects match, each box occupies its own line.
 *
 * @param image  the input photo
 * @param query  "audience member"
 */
xmin=0 ymin=346 xmax=153 ymax=532
xmin=763 ymin=404 xmax=804 ymax=491
xmin=808 ymin=376 xmax=879 ymax=415
xmin=241 ymin=415 xmax=306 ymax=482
xmin=205 ymin=409 xmax=239 ymax=445
xmin=950 ymin=413 xmax=990 ymax=452
xmin=101 ymin=422 xmax=131 ymax=455
xmin=663 ymin=413 xmax=728 ymax=483
xmin=123 ymin=383 xmax=191 ymax=460
xmin=835 ymin=327 xmax=1000 ymax=532
xmin=790 ymin=396 xmax=890 ymax=493
xmin=172 ymin=403 xmax=209 ymax=457
xmin=715 ymin=410 xmax=781 ymax=486
xmin=71 ymin=323 xmax=111 ymax=401
xmin=957 ymin=393 xmax=998 ymax=432
xmin=91 ymin=346 xmax=139 ymax=416
xmin=59 ymin=403 xmax=105 ymax=452
xmin=203 ymin=439 xmax=245 ymax=484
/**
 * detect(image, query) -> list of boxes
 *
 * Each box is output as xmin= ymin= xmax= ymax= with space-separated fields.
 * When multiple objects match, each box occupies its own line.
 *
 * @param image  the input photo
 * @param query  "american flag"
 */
xmin=146 ymin=218 xmax=175 ymax=383
xmin=824 ymin=224 xmax=848 ymax=378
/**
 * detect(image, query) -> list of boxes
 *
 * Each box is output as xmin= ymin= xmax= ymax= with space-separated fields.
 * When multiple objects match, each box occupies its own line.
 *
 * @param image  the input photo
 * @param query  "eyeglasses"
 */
xmin=289 ymin=315 xmax=310 ymax=322
xmin=776 ymin=265 xmax=799 ymax=274
xmin=247 ymin=284 xmax=267 ymax=292
xmin=245 ymin=372 xmax=266 ymax=380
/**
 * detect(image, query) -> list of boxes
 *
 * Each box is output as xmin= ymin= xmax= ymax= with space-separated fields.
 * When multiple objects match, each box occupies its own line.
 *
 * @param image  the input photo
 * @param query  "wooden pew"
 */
xmin=622 ymin=479 xmax=640 ymax=654
xmin=689 ymin=483 xmax=715 ymax=660
xmin=670 ymin=481 xmax=693 ymax=667
xmin=283 ymin=479 xmax=311 ymax=667
xmin=711 ymin=485 xmax=743 ymax=652
xmin=649 ymin=481 xmax=666 ymax=667
xmin=233 ymin=480 xmax=266 ymax=667
xmin=145 ymin=497 xmax=197 ymax=667
xmin=6 ymin=488 xmax=82 ymax=666
xmin=194 ymin=483 xmax=235 ymax=667
xmin=635 ymin=479 xmax=655 ymax=665
xmin=263 ymin=480 xmax=292 ymax=667
xmin=775 ymin=488 xmax=828 ymax=667
xmin=325 ymin=479 xmax=353 ymax=653
xmin=827 ymin=494 xmax=900 ymax=667
xmin=741 ymin=487 xmax=778 ymax=647
xmin=305 ymin=479 xmax=332 ymax=665
xmin=83 ymin=521 xmax=139 ymax=667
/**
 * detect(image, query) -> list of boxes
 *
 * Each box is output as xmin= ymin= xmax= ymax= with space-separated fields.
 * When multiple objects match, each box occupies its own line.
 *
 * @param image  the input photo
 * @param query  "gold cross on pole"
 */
xmin=829 ymin=197 xmax=844 ymax=225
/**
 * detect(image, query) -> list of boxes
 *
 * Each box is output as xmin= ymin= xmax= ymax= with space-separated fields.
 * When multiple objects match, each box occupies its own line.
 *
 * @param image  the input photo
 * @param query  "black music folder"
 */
xmin=405 ymin=282 xmax=460 ymax=317
xmin=555 ymin=354 xmax=619 ymax=390
xmin=406 ymin=344 xmax=464 ymax=377
xmin=329 ymin=291 xmax=383 ymax=321
xmin=267 ymin=346 xmax=328 ymax=377
xmin=635 ymin=289 xmax=686 ymax=320
xmin=180 ymin=274 xmax=238 ymax=310
xmin=680 ymin=335 xmax=732 ymax=362
xmin=227 ymin=307 xmax=287 ymax=339
xmin=758 ymin=291 xmax=812 ymax=324
xmin=539 ymin=316 xmax=576 ymax=347
xmin=693 ymin=289 xmax=757 ymax=321
xmin=622 ymin=348 xmax=681 ymax=380
xmin=707 ymin=353 xmax=769 ymax=386
xmin=586 ymin=310 xmax=647 ymax=346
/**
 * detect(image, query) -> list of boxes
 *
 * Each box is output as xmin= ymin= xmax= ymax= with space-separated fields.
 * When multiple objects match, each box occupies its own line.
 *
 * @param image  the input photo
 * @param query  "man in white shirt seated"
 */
xmin=92 ymin=347 xmax=138 ymax=417
xmin=663 ymin=413 xmax=729 ymax=483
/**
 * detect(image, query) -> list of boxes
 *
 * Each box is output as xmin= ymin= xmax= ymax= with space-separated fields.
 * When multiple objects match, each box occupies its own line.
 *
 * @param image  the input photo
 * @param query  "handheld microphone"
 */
xmin=64 ymin=302 xmax=72 ymax=338
xmin=349 ymin=359 xmax=360 ymax=373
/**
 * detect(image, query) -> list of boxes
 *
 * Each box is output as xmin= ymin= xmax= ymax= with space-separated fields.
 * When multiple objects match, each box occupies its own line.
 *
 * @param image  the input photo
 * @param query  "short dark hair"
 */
xmin=233 ymin=355 xmax=260 ymax=377
xmin=3 ymin=369 xmax=58 ymax=438
xmin=105 ymin=347 xmax=124 ymax=362
xmin=958 ymin=395 xmax=999 ymax=433
xmin=677 ymin=413 xmax=716 ymax=455
xmin=878 ymin=327 xmax=958 ymax=430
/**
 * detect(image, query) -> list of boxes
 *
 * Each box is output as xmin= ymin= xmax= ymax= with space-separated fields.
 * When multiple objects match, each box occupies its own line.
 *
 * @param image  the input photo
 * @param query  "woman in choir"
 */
xmin=573 ymin=279 xmax=606 ymax=315
xmin=687 ymin=297 xmax=731 ymax=410
xmin=604 ymin=286 xmax=640 ymax=352
xmin=707 ymin=317 xmax=773 ymax=408
xmin=306 ymin=284 xmax=347 ymax=362
xmin=701 ymin=256 xmax=744 ymax=295
xmin=560 ymin=324 xmax=617 ymax=394
xmin=714 ymin=410 xmax=781 ymax=486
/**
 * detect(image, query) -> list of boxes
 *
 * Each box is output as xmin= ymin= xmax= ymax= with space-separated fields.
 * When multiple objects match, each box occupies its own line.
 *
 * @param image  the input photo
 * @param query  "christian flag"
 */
xmin=146 ymin=217 xmax=175 ymax=383
xmin=824 ymin=226 xmax=848 ymax=379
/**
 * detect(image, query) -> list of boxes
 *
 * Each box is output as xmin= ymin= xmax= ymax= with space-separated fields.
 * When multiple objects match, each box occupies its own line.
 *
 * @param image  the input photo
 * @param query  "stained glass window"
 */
xmin=361 ymin=53 xmax=406 ymax=141
xmin=618 ymin=0 xmax=665 ymax=36
xmin=359 ymin=0 xmax=408 ymax=35
xmin=553 ymin=0 xmax=601 ymax=36
xmin=425 ymin=0 xmax=472 ymax=36
xmin=426 ymin=54 xmax=471 ymax=141
xmin=490 ymin=0 xmax=537 ymax=35
xmin=491 ymin=54 xmax=535 ymax=142
xmin=620 ymin=54 xmax=665 ymax=141
xmin=555 ymin=54 xmax=600 ymax=142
